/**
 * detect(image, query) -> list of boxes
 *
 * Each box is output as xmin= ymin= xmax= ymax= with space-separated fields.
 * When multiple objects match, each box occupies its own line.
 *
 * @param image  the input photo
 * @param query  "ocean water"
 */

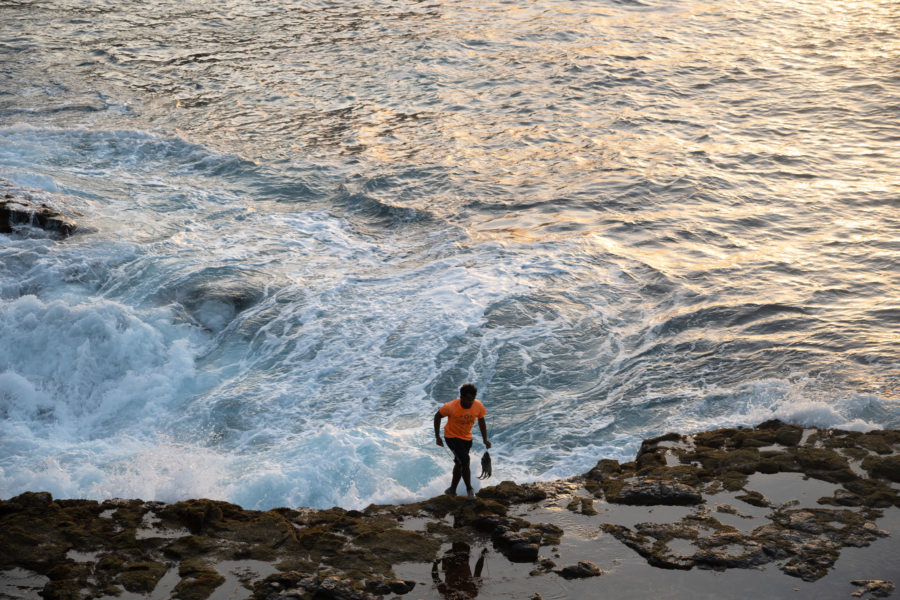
xmin=0 ymin=0 xmax=898 ymax=511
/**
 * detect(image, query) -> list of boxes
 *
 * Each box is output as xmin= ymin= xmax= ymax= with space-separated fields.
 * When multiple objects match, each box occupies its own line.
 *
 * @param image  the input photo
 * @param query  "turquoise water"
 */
xmin=0 ymin=0 xmax=898 ymax=510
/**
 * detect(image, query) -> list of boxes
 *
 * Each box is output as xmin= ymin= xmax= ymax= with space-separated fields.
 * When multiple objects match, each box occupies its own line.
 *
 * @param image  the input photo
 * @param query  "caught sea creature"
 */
xmin=478 ymin=451 xmax=492 ymax=480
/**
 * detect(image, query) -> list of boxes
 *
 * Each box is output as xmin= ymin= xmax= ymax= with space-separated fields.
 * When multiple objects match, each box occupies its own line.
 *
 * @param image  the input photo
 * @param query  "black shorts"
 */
xmin=445 ymin=436 xmax=472 ymax=467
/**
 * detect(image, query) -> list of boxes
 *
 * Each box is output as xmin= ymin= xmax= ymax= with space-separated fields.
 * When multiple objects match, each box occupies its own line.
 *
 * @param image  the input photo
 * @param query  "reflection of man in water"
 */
xmin=431 ymin=542 xmax=486 ymax=600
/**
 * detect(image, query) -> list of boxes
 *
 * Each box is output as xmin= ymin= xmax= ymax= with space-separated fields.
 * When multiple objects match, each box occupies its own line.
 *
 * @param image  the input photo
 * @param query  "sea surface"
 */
xmin=0 ymin=0 xmax=898 ymax=510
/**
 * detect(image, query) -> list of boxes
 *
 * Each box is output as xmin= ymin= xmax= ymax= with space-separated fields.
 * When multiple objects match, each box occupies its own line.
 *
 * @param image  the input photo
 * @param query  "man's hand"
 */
xmin=484 ymin=439 xmax=492 ymax=449
xmin=435 ymin=436 xmax=444 ymax=447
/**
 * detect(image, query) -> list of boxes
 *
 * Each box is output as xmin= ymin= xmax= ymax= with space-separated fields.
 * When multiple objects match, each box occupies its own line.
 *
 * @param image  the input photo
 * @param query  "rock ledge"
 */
xmin=1 ymin=422 xmax=898 ymax=600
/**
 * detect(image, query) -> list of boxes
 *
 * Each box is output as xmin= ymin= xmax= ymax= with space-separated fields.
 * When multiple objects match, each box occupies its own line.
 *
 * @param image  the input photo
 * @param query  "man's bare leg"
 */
xmin=448 ymin=463 xmax=462 ymax=494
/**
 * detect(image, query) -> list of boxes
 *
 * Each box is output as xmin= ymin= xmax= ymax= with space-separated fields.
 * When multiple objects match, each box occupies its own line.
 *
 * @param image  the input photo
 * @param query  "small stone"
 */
xmin=529 ymin=558 xmax=557 ymax=575
xmin=506 ymin=542 xmax=539 ymax=562
xmin=832 ymin=489 xmax=862 ymax=506
xmin=580 ymin=497 xmax=598 ymax=515
xmin=557 ymin=561 xmax=603 ymax=579
xmin=478 ymin=481 xmax=548 ymax=504
xmin=851 ymin=579 xmax=895 ymax=598
xmin=364 ymin=580 xmax=392 ymax=595
xmin=535 ymin=522 xmax=564 ymax=544
xmin=736 ymin=490 xmax=770 ymax=507
xmin=862 ymin=522 xmax=889 ymax=538
xmin=388 ymin=579 xmax=416 ymax=594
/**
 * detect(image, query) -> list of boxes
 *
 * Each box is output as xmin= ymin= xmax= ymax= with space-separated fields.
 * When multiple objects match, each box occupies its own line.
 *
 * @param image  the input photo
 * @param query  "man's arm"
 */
xmin=478 ymin=417 xmax=491 ymax=449
xmin=434 ymin=411 xmax=445 ymax=446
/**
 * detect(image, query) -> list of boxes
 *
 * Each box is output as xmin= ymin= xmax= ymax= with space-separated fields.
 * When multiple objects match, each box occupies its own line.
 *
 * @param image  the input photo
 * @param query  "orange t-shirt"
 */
xmin=439 ymin=398 xmax=486 ymax=441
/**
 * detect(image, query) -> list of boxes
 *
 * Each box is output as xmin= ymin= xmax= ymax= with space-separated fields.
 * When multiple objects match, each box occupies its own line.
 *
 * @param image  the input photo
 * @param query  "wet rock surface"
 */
xmin=852 ymin=579 xmax=896 ymax=598
xmin=610 ymin=479 xmax=703 ymax=506
xmin=0 ymin=179 xmax=78 ymax=237
xmin=556 ymin=561 xmax=603 ymax=579
xmin=1 ymin=422 xmax=898 ymax=599
xmin=601 ymin=507 xmax=888 ymax=580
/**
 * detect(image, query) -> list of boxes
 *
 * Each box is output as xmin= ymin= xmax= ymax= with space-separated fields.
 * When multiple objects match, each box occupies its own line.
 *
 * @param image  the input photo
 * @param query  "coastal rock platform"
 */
xmin=2 ymin=421 xmax=898 ymax=600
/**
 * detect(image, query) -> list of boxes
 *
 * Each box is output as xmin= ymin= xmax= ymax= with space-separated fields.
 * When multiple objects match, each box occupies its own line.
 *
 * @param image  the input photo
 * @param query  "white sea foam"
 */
xmin=0 ymin=371 xmax=51 ymax=421
xmin=1 ymin=123 xmax=897 ymax=510
xmin=0 ymin=295 xmax=203 ymax=429
xmin=0 ymin=163 xmax=541 ymax=507
xmin=88 ymin=437 xmax=231 ymax=503
xmin=0 ymin=434 xmax=231 ymax=503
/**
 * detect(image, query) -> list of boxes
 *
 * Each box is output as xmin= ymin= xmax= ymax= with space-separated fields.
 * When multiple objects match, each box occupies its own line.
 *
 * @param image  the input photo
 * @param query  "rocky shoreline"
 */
xmin=2 ymin=421 xmax=899 ymax=600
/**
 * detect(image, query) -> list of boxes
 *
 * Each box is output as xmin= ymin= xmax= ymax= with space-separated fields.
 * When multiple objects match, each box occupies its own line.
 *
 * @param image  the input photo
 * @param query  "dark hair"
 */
xmin=460 ymin=383 xmax=477 ymax=400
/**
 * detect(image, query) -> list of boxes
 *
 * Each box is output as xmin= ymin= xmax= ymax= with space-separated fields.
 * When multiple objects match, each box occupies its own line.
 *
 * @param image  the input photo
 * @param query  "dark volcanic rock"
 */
xmin=566 ymin=496 xmax=598 ymax=515
xmin=851 ymin=579 xmax=895 ymax=598
xmin=120 ymin=561 xmax=168 ymax=594
xmin=602 ymin=500 xmax=891 ymax=583
xmin=259 ymin=575 xmax=372 ymax=600
xmin=0 ymin=180 xmax=77 ymax=237
xmin=389 ymin=579 xmax=416 ymax=594
xmin=478 ymin=480 xmax=548 ymax=504
xmin=586 ymin=459 xmax=622 ymax=480
xmin=556 ymin=561 xmax=603 ymax=579
xmin=609 ymin=480 xmax=703 ymax=506
xmin=493 ymin=530 xmax=541 ymax=562
xmin=601 ymin=523 xmax=695 ymax=570
xmin=862 ymin=455 xmax=900 ymax=483
xmin=174 ymin=559 xmax=226 ymax=600
xmin=362 ymin=578 xmax=416 ymax=595
xmin=775 ymin=425 xmax=804 ymax=446
xmin=505 ymin=541 xmax=540 ymax=562
xmin=735 ymin=490 xmax=770 ymax=507
xmin=2 ymin=422 xmax=898 ymax=599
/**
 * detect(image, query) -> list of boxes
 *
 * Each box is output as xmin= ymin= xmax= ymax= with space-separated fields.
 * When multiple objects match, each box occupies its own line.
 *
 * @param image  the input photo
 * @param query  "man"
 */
xmin=434 ymin=383 xmax=491 ymax=499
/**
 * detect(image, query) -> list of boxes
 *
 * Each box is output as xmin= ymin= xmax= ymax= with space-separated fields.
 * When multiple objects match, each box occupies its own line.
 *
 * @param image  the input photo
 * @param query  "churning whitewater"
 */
xmin=1 ymin=0 xmax=898 ymax=510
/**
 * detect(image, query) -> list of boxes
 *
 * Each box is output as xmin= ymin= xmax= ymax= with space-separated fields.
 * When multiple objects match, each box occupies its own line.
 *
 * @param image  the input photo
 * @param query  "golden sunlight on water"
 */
xmin=0 ymin=0 xmax=898 ymax=513
xmin=341 ymin=0 xmax=897 ymax=229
